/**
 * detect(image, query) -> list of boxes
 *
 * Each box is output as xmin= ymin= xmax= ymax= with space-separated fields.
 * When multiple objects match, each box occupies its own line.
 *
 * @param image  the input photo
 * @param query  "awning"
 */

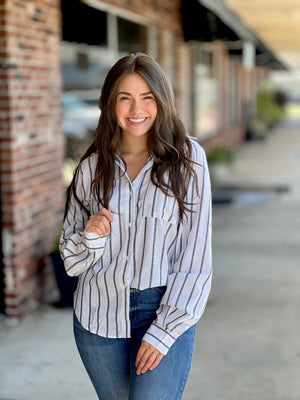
xmin=181 ymin=0 xmax=287 ymax=70
xmin=182 ymin=0 xmax=242 ymax=43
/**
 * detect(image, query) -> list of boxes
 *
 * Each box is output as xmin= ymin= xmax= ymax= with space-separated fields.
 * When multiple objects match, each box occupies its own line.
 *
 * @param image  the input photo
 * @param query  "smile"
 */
xmin=128 ymin=117 xmax=147 ymax=123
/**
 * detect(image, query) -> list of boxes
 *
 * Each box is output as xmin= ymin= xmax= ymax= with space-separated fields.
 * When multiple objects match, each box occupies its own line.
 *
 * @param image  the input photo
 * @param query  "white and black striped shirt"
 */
xmin=59 ymin=138 xmax=212 ymax=355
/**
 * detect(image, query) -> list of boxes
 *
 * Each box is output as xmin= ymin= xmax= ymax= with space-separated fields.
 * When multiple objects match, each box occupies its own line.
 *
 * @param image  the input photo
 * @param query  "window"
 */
xmin=61 ymin=1 xmax=107 ymax=46
xmin=193 ymin=47 xmax=219 ymax=139
xmin=118 ymin=17 xmax=147 ymax=54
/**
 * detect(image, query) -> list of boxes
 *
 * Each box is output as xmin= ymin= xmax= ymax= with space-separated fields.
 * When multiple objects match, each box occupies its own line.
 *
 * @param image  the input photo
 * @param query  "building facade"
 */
xmin=0 ymin=0 xmax=281 ymax=318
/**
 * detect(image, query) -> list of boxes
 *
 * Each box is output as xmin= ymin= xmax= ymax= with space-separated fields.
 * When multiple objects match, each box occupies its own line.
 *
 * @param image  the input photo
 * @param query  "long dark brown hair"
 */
xmin=64 ymin=53 xmax=198 ymax=222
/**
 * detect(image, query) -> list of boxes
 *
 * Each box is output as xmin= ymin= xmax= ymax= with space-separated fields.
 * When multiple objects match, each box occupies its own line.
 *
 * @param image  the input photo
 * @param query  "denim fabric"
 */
xmin=73 ymin=287 xmax=195 ymax=400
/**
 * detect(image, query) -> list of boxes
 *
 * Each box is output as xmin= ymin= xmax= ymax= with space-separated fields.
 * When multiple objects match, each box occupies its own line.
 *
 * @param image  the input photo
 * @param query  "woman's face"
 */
xmin=115 ymin=73 xmax=158 ymax=141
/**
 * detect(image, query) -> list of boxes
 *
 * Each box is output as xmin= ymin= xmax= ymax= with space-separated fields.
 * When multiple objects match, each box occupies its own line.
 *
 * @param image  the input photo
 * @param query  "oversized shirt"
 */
xmin=59 ymin=138 xmax=212 ymax=355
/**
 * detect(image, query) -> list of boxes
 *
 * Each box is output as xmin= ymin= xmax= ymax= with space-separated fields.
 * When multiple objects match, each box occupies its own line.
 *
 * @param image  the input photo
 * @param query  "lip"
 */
xmin=126 ymin=117 xmax=148 ymax=125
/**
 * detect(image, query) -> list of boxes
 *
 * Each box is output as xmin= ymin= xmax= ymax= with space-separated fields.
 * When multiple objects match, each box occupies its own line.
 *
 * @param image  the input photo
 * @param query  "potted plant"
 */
xmin=246 ymin=117 xmax=268 ymax=141
xmin=206 ymin=145 xmax=233 ymax=188
xmin=247 ymin=85 xmax=287 ymax=141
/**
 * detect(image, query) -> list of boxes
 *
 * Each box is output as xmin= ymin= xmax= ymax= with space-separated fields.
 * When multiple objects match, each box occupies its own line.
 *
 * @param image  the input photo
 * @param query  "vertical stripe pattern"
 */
xmin=59 ymin=138 xmax=212 ymax=355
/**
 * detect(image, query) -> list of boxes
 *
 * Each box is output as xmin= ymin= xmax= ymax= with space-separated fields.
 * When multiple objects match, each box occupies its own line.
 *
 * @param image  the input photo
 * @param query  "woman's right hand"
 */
xmin=84 ymin=208 xmax=113 ymax=237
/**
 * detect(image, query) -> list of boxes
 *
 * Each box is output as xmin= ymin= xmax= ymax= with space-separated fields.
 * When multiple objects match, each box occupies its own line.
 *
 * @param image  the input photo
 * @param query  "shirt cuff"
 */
xmin=142 ymin=323 xmax=178 ymax=355
xmin=83 ymin=231 xmax=108 ymax=250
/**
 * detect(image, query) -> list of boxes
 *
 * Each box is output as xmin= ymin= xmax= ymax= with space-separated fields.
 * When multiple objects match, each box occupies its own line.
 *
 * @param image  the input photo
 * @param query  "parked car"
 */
xmin=61 ymin=92 xmax=100 ymax=183
xmin=62 ymin=92 xmax=100 ymax=139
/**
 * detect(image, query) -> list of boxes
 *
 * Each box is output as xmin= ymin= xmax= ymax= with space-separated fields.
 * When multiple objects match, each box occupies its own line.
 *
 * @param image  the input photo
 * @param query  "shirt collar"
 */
xmin=115 ymin=153 xmax=154 ymax=178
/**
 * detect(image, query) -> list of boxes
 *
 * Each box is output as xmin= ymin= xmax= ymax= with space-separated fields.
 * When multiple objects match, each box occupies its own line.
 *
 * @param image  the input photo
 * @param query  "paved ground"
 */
xmin=1 ymin=117 xmax=300 ymax=400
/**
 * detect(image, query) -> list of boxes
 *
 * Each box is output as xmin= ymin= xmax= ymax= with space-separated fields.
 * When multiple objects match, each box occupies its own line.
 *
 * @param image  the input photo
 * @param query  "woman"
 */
xmin=60 ymin=53 xmax=212 ymax=400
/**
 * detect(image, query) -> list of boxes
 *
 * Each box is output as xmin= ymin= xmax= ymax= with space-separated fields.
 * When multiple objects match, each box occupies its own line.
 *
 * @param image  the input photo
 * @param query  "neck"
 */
xmin=119 ymin=135 xmax=148 ymax=156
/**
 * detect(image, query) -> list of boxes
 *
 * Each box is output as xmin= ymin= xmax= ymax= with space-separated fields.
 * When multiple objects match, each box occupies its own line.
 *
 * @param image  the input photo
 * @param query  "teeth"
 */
xmin=129 ymin=117 xmax=146 ymax=123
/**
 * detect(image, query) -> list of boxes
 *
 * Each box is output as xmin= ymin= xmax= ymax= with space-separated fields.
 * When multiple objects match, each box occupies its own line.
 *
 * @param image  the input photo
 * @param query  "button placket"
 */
xmin=125 ymin=183 xmax=133 ymax=269
xmin=125 ymin=180 xmax=140 ymax=283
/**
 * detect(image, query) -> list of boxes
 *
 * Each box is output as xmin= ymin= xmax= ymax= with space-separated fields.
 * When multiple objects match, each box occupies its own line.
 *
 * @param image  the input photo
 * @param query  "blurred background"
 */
xmin=0 ymin=1 xmax=299 ymax=399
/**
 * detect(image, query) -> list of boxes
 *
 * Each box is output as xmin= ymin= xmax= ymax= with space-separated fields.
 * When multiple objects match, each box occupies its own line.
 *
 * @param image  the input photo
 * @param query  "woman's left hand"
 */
xmin=135 ymin=340 xmax=164 ymax=375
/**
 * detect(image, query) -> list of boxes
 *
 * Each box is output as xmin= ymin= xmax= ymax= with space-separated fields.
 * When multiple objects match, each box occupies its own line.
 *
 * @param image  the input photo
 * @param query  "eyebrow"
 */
xmin=116 ymin=91 xmax=153 ymax=96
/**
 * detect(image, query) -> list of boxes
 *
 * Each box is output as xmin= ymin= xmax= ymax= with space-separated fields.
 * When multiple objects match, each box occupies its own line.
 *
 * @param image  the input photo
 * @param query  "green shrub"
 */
xmin=206 ymin=146 xmax=233 ymax=164
xmin=256 ymin=85 xmax=286 ymax=128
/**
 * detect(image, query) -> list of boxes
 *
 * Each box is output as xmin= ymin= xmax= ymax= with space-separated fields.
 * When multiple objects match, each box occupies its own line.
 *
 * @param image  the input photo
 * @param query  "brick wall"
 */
xmin=0 ymin=0 xmax=65 ymax=317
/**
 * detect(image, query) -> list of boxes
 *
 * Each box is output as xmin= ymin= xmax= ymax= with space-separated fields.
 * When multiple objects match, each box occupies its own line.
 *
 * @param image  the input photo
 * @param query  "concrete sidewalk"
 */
xmin=1 ymin=117 xmax=300 ymax=400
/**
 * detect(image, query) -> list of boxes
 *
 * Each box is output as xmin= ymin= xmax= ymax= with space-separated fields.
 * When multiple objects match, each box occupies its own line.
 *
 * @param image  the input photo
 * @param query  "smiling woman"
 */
xmin=115 ymin=74 xmax=158 ymax=144
xmin=114 ymin=74 xmax=158 ymax=182
xmin=59 ymin=53 xmax=212 ymax=400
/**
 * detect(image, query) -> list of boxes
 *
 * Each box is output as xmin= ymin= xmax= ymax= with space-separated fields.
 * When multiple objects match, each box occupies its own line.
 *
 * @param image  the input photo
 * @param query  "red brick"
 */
xmin=1 ymin=0 xmax=63 ymax=317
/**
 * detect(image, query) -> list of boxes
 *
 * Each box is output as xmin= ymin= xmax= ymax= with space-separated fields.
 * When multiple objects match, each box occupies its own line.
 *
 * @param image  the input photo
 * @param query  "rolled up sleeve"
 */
xmin=59 ymin=163 xmax=108 ymax=277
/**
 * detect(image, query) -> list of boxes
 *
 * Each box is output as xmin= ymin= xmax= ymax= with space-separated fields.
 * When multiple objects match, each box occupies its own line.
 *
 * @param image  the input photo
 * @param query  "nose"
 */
xmin=129 ymin=99 xmax=140 ymax=114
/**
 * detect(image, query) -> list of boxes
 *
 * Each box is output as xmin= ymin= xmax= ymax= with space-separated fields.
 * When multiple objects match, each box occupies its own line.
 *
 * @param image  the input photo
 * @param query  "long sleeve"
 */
xmin=143 ymin=144 xmax=212 ymax=355
xmin=59 ymin=159 xmax=108 ymax=277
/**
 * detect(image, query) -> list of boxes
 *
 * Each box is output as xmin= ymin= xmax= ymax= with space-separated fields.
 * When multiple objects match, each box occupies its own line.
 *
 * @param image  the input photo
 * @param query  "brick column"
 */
xmin=0 ymin=0 xmax=64 ymax=317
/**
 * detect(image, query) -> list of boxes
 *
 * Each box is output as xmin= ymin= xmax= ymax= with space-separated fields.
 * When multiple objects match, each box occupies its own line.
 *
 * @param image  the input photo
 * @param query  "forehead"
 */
xmin=117 ymin=73 xmax=151 ymax=93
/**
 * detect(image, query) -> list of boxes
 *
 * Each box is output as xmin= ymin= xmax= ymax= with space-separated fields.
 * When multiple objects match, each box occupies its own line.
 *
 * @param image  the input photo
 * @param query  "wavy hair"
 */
xmin=64 ymin=53 xmax=198 ymax=222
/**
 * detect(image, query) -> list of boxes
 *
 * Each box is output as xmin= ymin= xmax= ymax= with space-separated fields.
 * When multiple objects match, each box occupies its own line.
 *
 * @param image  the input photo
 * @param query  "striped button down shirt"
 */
xmin=59 ymin=138 xmax=212 ymax=355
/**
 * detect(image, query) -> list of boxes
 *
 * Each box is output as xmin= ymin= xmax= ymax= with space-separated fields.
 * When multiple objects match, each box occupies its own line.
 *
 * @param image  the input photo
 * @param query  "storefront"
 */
xmin=0 ymin=0 xmax=285 ymax=318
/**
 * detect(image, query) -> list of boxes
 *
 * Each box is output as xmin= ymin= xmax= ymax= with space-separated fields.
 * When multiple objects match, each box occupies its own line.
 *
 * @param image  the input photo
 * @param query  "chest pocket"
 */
xmin=140 ymin=186 xmax=179 ymax=226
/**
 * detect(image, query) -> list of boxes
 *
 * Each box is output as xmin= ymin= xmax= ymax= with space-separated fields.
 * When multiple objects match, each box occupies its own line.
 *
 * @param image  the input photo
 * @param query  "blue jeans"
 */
xmin=73 ymin=287 xmax=196 ymax=400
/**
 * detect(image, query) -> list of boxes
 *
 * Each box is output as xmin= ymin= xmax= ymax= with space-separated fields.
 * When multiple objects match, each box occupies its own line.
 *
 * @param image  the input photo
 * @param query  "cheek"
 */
xmin=149 ymin=103 xmax=158 ymax=119
xmin=115 ymin=104 xmax=125 ymax=122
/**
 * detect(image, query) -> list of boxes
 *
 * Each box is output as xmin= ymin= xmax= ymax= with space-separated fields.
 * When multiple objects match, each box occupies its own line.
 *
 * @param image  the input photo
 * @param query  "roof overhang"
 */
xmin=181 ymin=0 xmax=287 ymax=71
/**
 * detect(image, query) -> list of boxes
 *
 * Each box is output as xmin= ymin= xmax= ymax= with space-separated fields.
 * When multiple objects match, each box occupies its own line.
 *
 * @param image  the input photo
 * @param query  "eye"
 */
xmin=119 ymin=96 xmax=130 ymax=101
xmin=143 ymin=95 xmax=154 ymax=100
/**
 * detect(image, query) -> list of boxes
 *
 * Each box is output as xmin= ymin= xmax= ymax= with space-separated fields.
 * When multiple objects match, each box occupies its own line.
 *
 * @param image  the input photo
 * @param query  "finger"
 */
xmin=88 ymin=216 xmax=111 ymax=234
xmin=149 ymin=353 xmax=164 ymax=371
xmin=136 ymin=342 xmax=163 ymax=375
xmin=135 ymin=344 xmax=147 ymax=369
xmin=85 ymin=219 xmax=111 ymax=236
xmin=85 ymin=224 xmax=107 ymax=236
xmin=137 ymin=352 xmax=157 ymax=375
xmin=98 ymin=220 xmax=111 ymax=234
xmin=135 ymin=340 xmax=153 ymax=366
xmin=89 ymin=215 xmax=108 ymax=224
xmin=97 ymin=208 xmax=113 ymax=222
